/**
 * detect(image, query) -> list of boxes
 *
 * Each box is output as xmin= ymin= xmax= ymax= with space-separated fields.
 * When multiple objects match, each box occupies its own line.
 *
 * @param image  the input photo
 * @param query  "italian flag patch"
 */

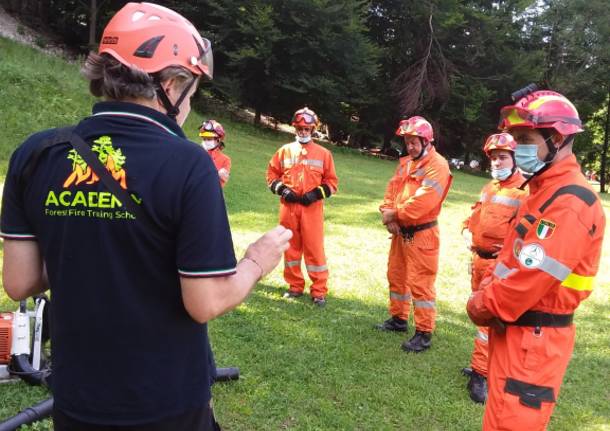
xmin=536 ymin=219 xmax=556 ymax=240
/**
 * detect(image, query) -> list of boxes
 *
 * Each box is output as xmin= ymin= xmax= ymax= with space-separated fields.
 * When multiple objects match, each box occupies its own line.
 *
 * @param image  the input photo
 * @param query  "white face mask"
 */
xmin=297 ymin=136 xmax=312 ymax=144
xmin=491 ymin=167 xmax=512 ymax=181
xmin=202 ymin=139 xmax=218 ymax=151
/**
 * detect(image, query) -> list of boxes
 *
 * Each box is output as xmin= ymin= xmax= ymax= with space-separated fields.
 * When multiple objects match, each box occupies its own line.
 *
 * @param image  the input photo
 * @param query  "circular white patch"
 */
xmin=518 ymin=243 xmax=545 ymax=269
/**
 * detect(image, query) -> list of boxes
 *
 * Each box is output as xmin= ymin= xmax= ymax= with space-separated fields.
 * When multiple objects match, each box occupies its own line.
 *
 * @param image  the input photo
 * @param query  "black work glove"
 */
xmin=301 ymin=189 xmax=321 ymax=206
xmin=280 ymin=187 xmax=300 ymax=203
xmin=269 ymin=180 xmax=299 ymax=203
xmin=301 ymin=185 xmax=332 ymax=206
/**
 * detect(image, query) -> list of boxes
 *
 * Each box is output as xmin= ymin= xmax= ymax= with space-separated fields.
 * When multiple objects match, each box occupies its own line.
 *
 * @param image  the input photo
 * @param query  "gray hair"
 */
xmin=82 ymin=52 xmax=195 ymax=101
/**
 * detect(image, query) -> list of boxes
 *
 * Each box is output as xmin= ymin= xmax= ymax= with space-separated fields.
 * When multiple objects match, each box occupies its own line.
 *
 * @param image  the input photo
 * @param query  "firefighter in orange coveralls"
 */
xmin=461 ymin=133 xmax=527 ymax=404
xmin=376 ymin=116 xmax=452 ymax=353
xmin=266 ymin=107 xmax=338 ymax=306
xmin=467 ymin=87 xmax=606 ymax=430
xmin=199 ymin=119 xmax=231 ymax=187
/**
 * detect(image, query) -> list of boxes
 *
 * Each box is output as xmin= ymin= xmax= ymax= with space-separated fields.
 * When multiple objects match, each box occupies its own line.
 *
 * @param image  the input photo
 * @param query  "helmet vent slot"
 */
xmin=134 ymin=35 xmax=165 ymax=58
xmin=132 ymin=11 xmax=145 ymax=22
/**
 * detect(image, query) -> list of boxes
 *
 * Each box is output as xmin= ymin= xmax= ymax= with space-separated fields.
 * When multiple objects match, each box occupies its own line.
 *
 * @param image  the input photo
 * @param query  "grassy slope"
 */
xmin=0 ymin=37 xmax=608 ymax=430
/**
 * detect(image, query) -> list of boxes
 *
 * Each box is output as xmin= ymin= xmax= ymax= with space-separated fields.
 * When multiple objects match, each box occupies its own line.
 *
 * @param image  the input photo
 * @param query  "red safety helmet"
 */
xmin=395 ymin=116 xmax=434 ymax=142
xmin=99 ymin=2 xmax=213 ymax=79
xmin=483 ymin=133 xmax=517 ymax=157
xmin=292 ymin=107 xmax=319 ymax=129
xmin=498 ymin=90 xmax=583 ymax=136
xmin=199 ymin=119 xmax=225 ymax=140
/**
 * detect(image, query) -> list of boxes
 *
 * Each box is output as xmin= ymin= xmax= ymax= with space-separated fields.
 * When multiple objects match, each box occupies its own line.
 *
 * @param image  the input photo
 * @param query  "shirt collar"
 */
xmin=529 ymin=154 xmax=579 ymax=193
xmin=91 ymin=101 xmax=186 ymax=138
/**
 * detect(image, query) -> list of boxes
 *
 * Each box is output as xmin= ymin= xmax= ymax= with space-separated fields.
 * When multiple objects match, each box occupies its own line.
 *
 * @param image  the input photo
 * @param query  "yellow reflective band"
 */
xmin=561 ymin=273 xmax=594 ymax=291
xmin=318 ymin=186 xmax=327 ymax=199
xmin=528 ymin=95 xmax=575 ymax=110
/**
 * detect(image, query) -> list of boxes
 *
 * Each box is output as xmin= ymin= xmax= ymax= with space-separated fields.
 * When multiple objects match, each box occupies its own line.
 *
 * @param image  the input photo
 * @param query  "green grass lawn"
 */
xmin=0 ymin=37 xmax=609 ymax=430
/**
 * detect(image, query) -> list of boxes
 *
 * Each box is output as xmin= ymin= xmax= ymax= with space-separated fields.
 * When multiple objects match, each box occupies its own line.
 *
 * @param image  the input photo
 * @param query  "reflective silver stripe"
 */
xmin=422 ymin=178 xmax=444 ymax=196
xmin=477 ymin=331 xmax=488 ymax=342
xmin=413 ymin=300 xmax=435 ymax=309
xmin=285 ymin=260 xmax=301 ymax=268
xmin=302 ymin=159 xmax=324 ymax=168
xmin=480 ymin=192 xmax=488 ymax=203
xmin=281 ymin=158 xmax=296 ymax=168
xmin=390 ymin=292 xmax=412 ymax=301
xmin=539 ymin=255 xmax=571 ymax=281
xmin=491 ymin=195 xmax=522 ymax=207
xmin=413 ymin=168 xmax=426 ymax=177
xmin=494 ymin=262 xmax=517 ymax=279
xmin=306 ymin=264 xmax=328 ymax=272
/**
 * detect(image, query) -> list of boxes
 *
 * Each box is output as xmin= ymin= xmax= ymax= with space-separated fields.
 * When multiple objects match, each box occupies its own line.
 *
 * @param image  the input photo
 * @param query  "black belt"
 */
xmin=507 ymin=311 xmax=574 ymax=328
xmin=400 ymin=220 xmax=438 ymax=241
xmin=474 ymin=248 xmax=496 ymax=259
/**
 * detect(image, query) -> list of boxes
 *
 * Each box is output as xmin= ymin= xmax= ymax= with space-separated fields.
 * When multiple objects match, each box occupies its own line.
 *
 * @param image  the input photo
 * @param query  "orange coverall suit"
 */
xmin=208 ymin=147 xmax=231 ymax=187
xmin=381 ymin=146 xmax=451 ymax=332
xmin=266 ymin=140 xmax=338 ymax=298
xmin=462 ymin=172 xmax=527 ymax=377
xmin=467 ymin=155 xmax=605 ymax=430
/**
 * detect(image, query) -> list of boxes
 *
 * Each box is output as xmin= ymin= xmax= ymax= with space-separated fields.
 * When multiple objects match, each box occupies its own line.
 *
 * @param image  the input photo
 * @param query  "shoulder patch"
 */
xmin=518 ymin=243 xmax=546 ymax=269
xmin=536 ymin=219 xmax=556 ymax=240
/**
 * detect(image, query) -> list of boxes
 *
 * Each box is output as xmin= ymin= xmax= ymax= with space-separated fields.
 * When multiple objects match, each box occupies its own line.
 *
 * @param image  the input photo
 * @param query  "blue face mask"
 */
xmin=491 ymin=167 xmax=512 ymax=181
xmin=515 ymin=144 xmax=546 ymax=174
xmin=297 ymin=136 xmax=311 ymax=144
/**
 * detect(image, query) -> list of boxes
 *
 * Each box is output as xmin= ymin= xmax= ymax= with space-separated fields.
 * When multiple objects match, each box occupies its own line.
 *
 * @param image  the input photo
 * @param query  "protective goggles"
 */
xmin=498 ymin=107 xmax=582 ymax=130
xmin=201 ymin=121 xmax=216 ymax=131
xmin=293 ymin=112 xmax=317 ymax=125
xmin=198 ymin=121 xmax=220 ymax=137
xmin=195 ymin=37 xmax=214 ymax=79
xmin=398 ymin=122 xmax=417 ymax=135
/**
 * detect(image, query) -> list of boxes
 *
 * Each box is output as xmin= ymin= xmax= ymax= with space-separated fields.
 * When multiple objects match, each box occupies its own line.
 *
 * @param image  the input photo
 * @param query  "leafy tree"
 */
xmin=204 ymin=0 xmax=379 ymax=141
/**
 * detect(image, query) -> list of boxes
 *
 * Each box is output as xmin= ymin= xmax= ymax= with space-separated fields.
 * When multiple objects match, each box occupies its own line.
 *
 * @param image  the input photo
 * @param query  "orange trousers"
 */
xmin=483 ymin=325 xmax=575 ymax=430
xmin=386 ymin=227 xmax=439 ymax=332
xmin=470 ymin=253 xmax=495 ymax=376
xmin=280 ymin=201 xmax=328 ymax=299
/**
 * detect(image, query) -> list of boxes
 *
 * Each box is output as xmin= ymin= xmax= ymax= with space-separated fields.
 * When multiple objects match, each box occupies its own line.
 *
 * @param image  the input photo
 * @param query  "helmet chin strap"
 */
xmin=413 ymin=138 xmax=428 ymax=160
xmin=154 ymin=76 xmax=198 ymax=121
xmin=509 ymin=153 xmax=517 ymax=176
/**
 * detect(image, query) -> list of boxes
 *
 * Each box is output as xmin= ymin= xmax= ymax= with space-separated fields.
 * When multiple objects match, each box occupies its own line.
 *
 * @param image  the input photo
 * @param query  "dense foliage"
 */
xmin=4 ymin=0 xmax=609 ymax=189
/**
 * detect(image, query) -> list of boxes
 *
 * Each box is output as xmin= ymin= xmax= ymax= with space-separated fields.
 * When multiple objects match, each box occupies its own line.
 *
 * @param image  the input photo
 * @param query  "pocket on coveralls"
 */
xmin=495 ymin=377 xmax=556 ymax=430
xmin=520 ymin=328 xmax=545 ymax=370
xmin=307 ymin=164 xmax=324 ymax=182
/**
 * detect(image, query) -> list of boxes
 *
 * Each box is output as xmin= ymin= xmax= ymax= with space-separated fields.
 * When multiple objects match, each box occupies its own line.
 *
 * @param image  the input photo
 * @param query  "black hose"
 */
xmin=215 ymin=367 xmax=239 ymax=382
xmin=0 ymin=397 xmax=53 ymax=431
xmin=8 ymin=355 xmax=50 ymax=386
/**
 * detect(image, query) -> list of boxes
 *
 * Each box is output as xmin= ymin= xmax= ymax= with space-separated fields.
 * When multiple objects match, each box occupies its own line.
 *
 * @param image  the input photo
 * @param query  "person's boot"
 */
xmin=312 ymin=297 xmax=326 ymax=307
xmin=466 ymin=369 xmax=487 ymax=404
xmin=401 ymin=330 xmax=432 ymax=352
xmin=282 ymin=290 xmax=303 ymax=299
xmin=375 ymin=316 xmax=408 ymax=332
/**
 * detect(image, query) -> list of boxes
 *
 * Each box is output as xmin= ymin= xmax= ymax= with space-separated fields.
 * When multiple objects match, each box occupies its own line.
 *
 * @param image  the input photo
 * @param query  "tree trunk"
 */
xmin=600 ymin=88 xmax=609 ymax=194
xmin=254 ymin=109 xmax=261 ymax=125
xmin=89 ymin=0 xmax=97 ymax=49
xmin=37 ymin=0 xmax=46 ymax=18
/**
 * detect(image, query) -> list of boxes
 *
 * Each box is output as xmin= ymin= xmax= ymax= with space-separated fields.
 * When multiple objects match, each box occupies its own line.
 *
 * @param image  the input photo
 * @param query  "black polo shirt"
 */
xmin=1 ymin=101 xmax=237 ymax=425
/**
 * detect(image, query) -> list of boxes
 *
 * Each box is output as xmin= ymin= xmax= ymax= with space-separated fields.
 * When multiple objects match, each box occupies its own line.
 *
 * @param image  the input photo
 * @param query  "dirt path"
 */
xmin=0 ymin=5 xmax=69 ymax=56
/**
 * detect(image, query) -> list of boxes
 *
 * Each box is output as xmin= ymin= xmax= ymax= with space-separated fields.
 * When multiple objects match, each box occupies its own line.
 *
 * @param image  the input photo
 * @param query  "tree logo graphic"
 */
xmin=63 ymin=136 xmax=127 ymax=189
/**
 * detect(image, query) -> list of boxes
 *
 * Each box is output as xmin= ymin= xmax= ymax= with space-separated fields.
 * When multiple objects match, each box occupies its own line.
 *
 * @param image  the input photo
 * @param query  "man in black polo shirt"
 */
xmin=1 ymin=3 xmax=291 ymax=430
